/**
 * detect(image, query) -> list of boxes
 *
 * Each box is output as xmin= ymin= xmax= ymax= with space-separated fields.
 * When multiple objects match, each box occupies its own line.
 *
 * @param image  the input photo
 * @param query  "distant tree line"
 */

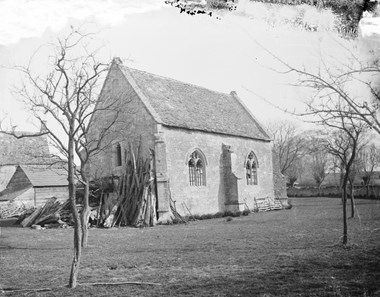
xmin=269 ymin=120 xmax=380 ymax=200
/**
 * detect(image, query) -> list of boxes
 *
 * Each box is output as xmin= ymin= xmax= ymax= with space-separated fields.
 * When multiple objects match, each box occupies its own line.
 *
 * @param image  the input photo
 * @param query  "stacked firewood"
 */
xmin=110 ymin=145 xmax=157 ymax=227
xmin=20 ymin=197 xmax=71 ymax=228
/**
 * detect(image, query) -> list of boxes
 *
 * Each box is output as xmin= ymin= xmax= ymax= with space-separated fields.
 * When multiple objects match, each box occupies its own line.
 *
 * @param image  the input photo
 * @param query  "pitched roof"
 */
xmin=0 ymin=133 xmax=52 ymax=166
xmin=20 ymin=165 xmax=68 ymax=187
xmin=0 ymin=187 xmax=31 ymax=202
xmin=0 ymin=165 xmax=17 ymax=192
xmin=117 ymin=61 xmax=270 ymax=141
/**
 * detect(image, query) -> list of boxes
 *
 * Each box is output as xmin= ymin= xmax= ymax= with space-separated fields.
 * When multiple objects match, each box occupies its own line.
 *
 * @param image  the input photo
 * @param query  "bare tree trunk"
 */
xmin=69 ymin=211 xmax=82 ymax=288
xmin=350 ymin=183 xmax=355 ymax=218
xmin=347 ymin=180 xmax=355 ymax=218
xmin=350 ymin=194 xmax=355 ymax=218
xmin=366 ymin=184 xmax=370 ymax=199
xmin=340 ymin=171 xmax=344 ymax=204
xmin=342 ymin=183 xmax=348 ymax=245
xmin=81 ymin=179 xmax=90 ymax=248
xmin=68 ymin=136 xmax=82 ymax=288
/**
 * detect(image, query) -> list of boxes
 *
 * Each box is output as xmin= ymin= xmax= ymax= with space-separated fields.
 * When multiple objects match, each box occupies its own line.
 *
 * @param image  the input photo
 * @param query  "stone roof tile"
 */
xmin=119 ymin=64 xmax=270 ymax=141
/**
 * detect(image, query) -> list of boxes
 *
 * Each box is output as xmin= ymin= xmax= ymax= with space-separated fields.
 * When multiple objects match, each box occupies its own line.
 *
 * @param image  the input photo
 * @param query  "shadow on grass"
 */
xmin=165 ymin=247 xmax=380 ymax=297
xmin=0 ymin=245 xmax=70 ymax=250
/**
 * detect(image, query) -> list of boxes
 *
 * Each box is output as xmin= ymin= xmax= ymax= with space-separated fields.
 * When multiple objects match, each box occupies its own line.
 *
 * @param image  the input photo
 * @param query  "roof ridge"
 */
xmin=127 ymin=66 xmax=233 ymax=97
xmin=110 ymin=58 xmax=270 ymax=141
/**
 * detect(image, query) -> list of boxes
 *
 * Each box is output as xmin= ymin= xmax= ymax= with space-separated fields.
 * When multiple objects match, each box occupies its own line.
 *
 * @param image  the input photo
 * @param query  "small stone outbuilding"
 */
xmin=0 ymin=165 xmax=68 ymax=207
xmin=0 ymin=132 xmax=52 ymax=191
xmin=89 ymin=58 xmax=286 ymax=221
xmin=0 ymin=132 xmax=69 ymax=206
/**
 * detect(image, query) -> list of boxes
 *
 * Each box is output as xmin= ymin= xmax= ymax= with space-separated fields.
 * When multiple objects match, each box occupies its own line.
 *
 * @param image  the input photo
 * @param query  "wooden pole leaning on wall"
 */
xmin=111 ymin=142 xmax=158 ymax=227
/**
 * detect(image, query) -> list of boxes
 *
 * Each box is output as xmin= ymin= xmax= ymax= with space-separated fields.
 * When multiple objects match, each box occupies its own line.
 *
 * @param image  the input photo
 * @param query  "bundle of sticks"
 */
xmin=110 ymin=144 xmax=157 ymax=227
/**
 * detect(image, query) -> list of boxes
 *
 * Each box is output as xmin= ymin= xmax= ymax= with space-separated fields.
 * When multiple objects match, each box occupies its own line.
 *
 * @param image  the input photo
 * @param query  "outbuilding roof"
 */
xmin=0 ymin=187 xmax=31 ymax=202
xmin=0 ymin=165 xmax=16 ymax=192
xmin=116 ymin=60 xmax=270 ymax=141
xmin=20 ymin=165 xmax=68 ymax=187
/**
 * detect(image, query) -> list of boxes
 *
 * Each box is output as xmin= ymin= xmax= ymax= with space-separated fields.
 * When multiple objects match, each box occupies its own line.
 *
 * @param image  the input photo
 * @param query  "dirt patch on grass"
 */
xmin=0 ymin=198 xmax=379 ymax=296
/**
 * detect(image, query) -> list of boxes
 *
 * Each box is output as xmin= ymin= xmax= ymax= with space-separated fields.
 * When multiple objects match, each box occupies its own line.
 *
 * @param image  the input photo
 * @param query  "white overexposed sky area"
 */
xmin=0 ymin=0 xmax=379 ymax=134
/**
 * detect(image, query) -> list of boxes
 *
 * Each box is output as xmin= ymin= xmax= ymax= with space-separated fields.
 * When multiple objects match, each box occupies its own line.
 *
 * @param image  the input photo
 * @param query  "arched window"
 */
xmin=245 ymin=151 xmax=258 ymax=185
xmin=115 ymin=143 xmax=122 ymax=167
xmin=188 ymin=150 xmax=206 ymax=186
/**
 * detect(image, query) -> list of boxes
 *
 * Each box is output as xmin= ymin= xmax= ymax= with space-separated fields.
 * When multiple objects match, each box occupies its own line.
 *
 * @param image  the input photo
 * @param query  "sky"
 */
xmin=0 ymin=0 xmax=379 ymax=134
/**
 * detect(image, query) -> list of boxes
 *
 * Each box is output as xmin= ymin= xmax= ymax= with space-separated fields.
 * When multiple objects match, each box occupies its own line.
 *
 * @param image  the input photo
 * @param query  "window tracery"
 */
xmin=246 ymin=151 xmax=258 ymax=185
xmin=188 ymin=150 xmax=206 ymax=186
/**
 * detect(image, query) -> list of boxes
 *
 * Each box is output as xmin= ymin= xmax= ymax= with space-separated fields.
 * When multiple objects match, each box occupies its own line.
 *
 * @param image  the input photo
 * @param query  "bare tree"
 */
xmin=304 ymin=133 xmax=333 ymax=195
xmin=347 ymin=160 xmax=358 ymax=217
xmin=285 ymin=159 xmax=304 ymax=187
xmin=263 ymin=43 xmax=376 ymax=244
xmin=264 ymin=49 xmax=369 ymax=243
xmin=317 ymin=107 xmax=367 ymax=244
xmin=359 ymin=143 xmax=380 ymax=198
xmin=276 ymin=45 xmax=380 ymax=134
xmin=346 ymin=137 xmax=368 ymax=218
xmin=268 ymin=120 xmax=308 ymax=181
xmin=0 ymin=27 xmax=124 ymax=288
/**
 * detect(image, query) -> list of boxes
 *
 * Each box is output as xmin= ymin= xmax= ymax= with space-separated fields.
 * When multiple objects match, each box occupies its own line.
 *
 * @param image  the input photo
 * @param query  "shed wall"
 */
xmin=34 ymin=187 xmax=69 ymax=206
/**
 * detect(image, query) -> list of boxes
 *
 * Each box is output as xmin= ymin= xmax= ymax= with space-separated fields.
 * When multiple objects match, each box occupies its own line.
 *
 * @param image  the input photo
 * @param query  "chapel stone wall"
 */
xmin=162 ymin=126 xmax=274 ymax=216
xmin=88 ymin=63 xmax=157 ymax=179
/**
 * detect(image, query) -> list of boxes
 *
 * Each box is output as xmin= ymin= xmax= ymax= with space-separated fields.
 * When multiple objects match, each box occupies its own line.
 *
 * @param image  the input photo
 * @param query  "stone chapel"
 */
xmin=89 ymin=58 xmax=284 ymax=222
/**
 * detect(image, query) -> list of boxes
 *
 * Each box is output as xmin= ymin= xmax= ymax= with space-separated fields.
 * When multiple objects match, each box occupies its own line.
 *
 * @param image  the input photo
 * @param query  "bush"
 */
xmin=242 ymin=209 xmax=251 ymax=216
xmin=214 ymin=212 xmax=224 ymax=218
xmin=200 ymin=213 xmax=214 ymax=220
xmin=222 ymin=211 xmax=234 ymax=217
xmin=172 ymin=218 xmax=183 ymax=224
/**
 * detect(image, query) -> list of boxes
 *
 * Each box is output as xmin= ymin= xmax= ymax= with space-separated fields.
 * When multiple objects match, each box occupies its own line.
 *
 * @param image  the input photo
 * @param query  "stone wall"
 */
xmin=162 ymin=126 xmax=274 ymax=216
xmin=272 ymin=148 xmax=288 ymax=199
xmin=88 ymin=63 xmax=157 ymax=179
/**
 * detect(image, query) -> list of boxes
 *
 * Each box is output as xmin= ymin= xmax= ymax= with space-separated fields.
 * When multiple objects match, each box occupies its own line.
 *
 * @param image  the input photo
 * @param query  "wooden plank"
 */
xmin=34 ymin=213 xmax=60 ymax=225
xmin=21 ymin=206 xmax=43 ymax=227
xmin=254 ymin=197 xmax=271 ymax=212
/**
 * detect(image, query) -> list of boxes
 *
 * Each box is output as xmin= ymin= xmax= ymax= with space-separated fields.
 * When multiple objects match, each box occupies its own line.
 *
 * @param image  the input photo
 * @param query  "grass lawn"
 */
xmin=0 ymin=197 xmax=379 ymax=296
